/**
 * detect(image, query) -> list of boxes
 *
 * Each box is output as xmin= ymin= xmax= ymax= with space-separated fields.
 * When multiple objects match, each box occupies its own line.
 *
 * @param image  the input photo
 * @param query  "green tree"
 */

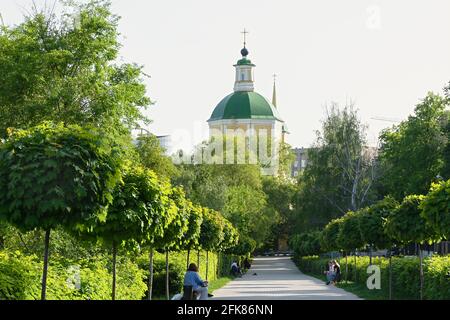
xmin=135 ymin=134 xmax=179 ymax=181
xmin=198 ymin=208 xmax=224 ymax=280
xmin=337 ymin=210 xmax=365 ymax=281
xmin=321 ymin=218 xmax=343 ymax=252
xmin=152 ymin=187 xmax=189 ymax=300
xmin=378 ymin=93 xmax=448 ymax=199
xmin=385 ymin=195 xmax=439 ymax=300
xmin=294 ymin=104 xmax=376 ymax=232
xmin=0 ymin=0 xmax=151 ymax=138
xmin=359 ymin=197 xmax=398 ymax=252
xmin=421 ymin=180 xmax=450 ymax=240
xmin=82 ymin=166 xmax=167 ymax=300
xmin=262 ymin=177 xmax=296 ymax=250
xmin=0 ymin=122 xmax=122 ymax=299
xmin=180 ymin=203 xmax=203 ymax=269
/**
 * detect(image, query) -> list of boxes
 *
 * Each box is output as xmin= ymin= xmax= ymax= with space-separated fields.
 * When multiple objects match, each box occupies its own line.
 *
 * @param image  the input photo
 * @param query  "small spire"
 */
xmin=272 ymin=74 xmax=277 ymax=108
xmin=241 ymin=28 xmax=249 ymax=48
xmin=240 ymin=28 xmax=249 ymax=57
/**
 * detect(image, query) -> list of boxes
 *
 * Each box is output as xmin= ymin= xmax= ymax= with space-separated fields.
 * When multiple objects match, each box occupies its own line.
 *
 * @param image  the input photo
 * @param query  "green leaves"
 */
xmin=385 ymin=195 xmax=438 ymax=245
xmin=421 ymin=181 xmax=450 ymax=239
xmin=379 ymin=92 xmax=449 ymax=199
xmin=0 ymin=0 xmax=150 ymax=139
xmin=0 ymin=122 xmax=123 ymax=232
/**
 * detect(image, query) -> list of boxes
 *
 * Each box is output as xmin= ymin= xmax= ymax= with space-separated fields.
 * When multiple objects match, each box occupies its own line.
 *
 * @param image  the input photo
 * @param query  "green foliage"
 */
xmin=421 ymin=180 xmax=450 ymax=239
xmin=293 ymin=255 xmax=450 ymax=300
xmin=180 ymin=203 xmax=203 ymax=251
xmin=293 ymin=104 xmax=376 ymax=232
xmin=219 ymin=220 xmax=239 ymax=252
xmin=0 ymin=249 xmax=146 ymax=300
xmin=290 ymin=231 xmax=322 ymax=256
xmin=226 ymin=235 xmax=256 ymax=257
xmin=0 ymin=122 xmax=122 ymax=232
xmin=321 ymin=218 xmax=343 ymax=252
xmin=0 ymin=0 xmax=150 ymax=138
xmin=199 ymin=208 xmax=224 ymax=252
xmin=378 ymin=93 xmax=448 ymax=199
xmin=337 ymin=210 xmax=364 ymax=251
xmin=135 ymin=134 xmax=179 ymax=181
xmin=223 ymin=184 xmax=269 ymax=247
xmin=153 ymin=187 xmax=190 ymax=251
xmin=385 ymin=195 xmax=438 ymax=245
xmin=84 ymin=166 xmax=169 ymax=247
xmin=359 ymin=196 xmax=398 ymax=249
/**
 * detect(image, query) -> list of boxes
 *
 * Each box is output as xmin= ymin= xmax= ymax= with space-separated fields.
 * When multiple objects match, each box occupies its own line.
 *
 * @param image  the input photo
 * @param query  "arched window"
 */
xmin=241 ymin=73 xmax=245 ymax=81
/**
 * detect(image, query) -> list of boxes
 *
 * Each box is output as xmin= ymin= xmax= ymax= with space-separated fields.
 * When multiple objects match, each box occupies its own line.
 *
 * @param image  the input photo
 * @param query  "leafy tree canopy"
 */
xmin=0 ymin=122 xmax=122 ymax=232
xmin=421 ymin=180 xmax=450 ymax=239
xmin=385 ymin=195 xmax=438 ymax=245
xmin=0 ymin=0 xmax=151 ymax=138
xmin=378 ymin=92 xmax=449 ymax=199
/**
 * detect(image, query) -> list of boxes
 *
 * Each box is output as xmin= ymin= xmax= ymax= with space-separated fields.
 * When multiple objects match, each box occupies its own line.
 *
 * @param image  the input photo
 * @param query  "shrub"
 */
xmin=0 ymin=250 xmax=146 ymax=300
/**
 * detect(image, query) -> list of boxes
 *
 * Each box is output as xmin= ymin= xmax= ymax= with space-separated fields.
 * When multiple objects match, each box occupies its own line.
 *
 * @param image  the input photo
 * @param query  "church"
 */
xmin=206 ymin=34 xmax=288 ymax=175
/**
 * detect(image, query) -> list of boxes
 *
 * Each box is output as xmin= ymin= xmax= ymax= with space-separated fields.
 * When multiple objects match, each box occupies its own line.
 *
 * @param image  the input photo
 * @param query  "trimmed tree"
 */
xmin=80 ymin=166 xmax=167 ymax=300
xmin=321 ymin=217 xmax=344 ymax=254
xmin=421 ymin=180 xmax=450 ymax=240
xmin=181 ymin=203 xmax=203 ymax=270
xmin=0 ymin=123 xmax=122 ymax=299
xmin=153 ymin=186 xmax=190 ymax=300
xmin=359 ymin=196 xmax=398 ymax=261
xmin=337 ymin=210 xmax=365 ymax=282
xmin=199 ymin=208 xmax=225 ymax=280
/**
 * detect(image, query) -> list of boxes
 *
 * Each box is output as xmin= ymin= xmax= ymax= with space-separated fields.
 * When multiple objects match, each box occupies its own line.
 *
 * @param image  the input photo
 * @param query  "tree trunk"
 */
xmin=112 ymin=241 xmax=117 ymax=300
xmin=147 ymin=248 xmax=154 ymax=300
xmin=354 ymin=254 xmax=357 ymax=282
xmin=419 ymin=244 xmax=424 ymax=300
xmin=197 ymin=250 xmax=200 ymax=268
xmin=186 ymin=249 xmax=190 ymax=270
xmin=165 ymin=250 xmax=170 ymax=300
xmin=369 ymin=245 xmax=373 ymax=265
xmin=205 ymin=251 xmax=209 ymax=281
xmin=41 ymin=229 xmax=51 ymax=300
xmin=389 ymin=250 xmax=393 ymax=300
xmin=345 ymin=253 xmax=348 ymax=283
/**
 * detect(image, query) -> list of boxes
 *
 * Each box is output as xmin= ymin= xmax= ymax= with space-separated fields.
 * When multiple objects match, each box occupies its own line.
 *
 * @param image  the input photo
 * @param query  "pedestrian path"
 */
xmin=212 ymin=256 xmax=361 ymax=300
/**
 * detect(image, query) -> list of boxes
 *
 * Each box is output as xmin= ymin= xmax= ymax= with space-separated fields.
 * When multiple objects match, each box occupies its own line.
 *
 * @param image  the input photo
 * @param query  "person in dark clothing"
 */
xmin=243 ymin=258 xmax=251 ymax=270
xmin=332 ymin=260 xmax=341 ymax=284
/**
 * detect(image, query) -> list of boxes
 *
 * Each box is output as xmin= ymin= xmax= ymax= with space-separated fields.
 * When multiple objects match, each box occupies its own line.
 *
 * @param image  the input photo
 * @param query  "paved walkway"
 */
xmin=212 ymin=256 xmax=361 ymax=300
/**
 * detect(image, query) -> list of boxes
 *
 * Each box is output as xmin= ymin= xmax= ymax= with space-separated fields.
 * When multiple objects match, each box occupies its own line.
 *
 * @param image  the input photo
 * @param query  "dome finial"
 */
xmin=240 ymin=28 xmax=249 ymax=57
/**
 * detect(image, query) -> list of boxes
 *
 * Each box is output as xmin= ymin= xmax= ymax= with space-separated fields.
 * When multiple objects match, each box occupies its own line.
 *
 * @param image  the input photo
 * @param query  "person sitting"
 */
xmin=230 ymin=261 xmax=242 ymax=277
xmin=324 ymin=260 xmax=336 ymax=285
xmin=332 ymin=260 xmax=341 ymax=285
xmin=183 ymin=263 xmax=209 ymax=300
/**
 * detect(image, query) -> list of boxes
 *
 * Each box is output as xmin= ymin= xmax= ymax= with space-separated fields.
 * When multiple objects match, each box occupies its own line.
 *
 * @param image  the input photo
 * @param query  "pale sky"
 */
xmin=2 ymin=0 xmax=450 ymax=151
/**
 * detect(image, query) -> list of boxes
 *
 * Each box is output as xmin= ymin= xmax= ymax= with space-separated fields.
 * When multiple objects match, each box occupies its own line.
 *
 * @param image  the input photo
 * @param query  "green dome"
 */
xmin=208 ymin=91 xmax=283 ymax=122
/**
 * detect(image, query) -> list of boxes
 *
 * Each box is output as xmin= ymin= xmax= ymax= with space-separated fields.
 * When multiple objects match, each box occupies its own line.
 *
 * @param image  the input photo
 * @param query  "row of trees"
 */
xmin=0 ymin=123 xmax=249 ymax=300
xmin=290 ymin=179 xmax=450 ymax=299
xmin=292 ymin=87 xmax=450 ymax=235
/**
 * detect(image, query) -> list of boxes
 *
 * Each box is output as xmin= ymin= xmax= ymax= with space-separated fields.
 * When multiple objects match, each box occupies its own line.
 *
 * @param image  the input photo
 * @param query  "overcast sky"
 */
xmin=2 ymin=0 xmax=450 ymax=151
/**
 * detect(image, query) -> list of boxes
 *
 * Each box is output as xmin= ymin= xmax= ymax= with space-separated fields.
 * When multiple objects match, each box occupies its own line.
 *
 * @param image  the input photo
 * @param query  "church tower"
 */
xmin=207 ymin=31 xmax=287 ymax=175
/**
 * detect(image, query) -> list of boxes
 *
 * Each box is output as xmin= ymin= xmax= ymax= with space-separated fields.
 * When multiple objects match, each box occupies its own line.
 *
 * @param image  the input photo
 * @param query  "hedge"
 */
xmin=0 ymin=250 xmax=146 ymax=300
xmin=293 ymin=255 xmax=450 ymax=300
xmin=0 ymin=248 xmax=238 ymax=300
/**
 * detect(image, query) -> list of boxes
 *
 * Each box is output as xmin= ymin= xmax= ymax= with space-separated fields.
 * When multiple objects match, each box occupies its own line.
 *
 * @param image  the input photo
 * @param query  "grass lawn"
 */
xmin=209 ymin=276 xmax=234 ymax=294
